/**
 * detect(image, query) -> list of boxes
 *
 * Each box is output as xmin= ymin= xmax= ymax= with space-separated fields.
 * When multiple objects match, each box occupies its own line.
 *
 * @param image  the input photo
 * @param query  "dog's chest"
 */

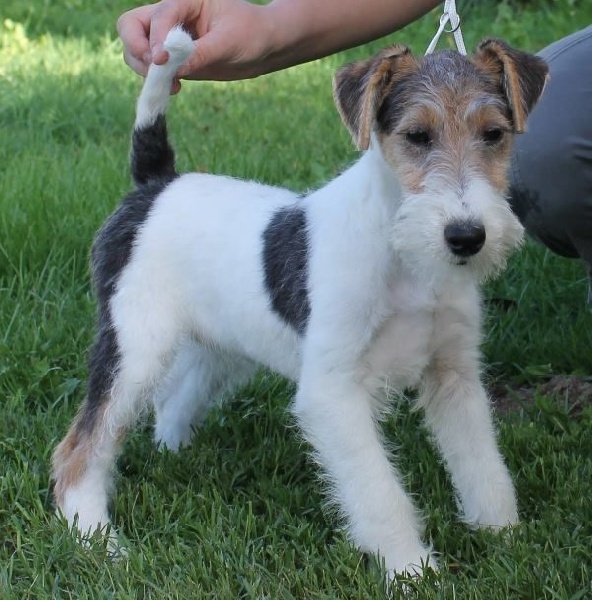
xmin=363 ymin=279 xmax=438 ymax=389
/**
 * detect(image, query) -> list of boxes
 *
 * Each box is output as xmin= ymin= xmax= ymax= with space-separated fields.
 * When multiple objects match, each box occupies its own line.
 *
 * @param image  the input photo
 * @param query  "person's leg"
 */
xmin=509 ymin=26 xmax=592 ymax=301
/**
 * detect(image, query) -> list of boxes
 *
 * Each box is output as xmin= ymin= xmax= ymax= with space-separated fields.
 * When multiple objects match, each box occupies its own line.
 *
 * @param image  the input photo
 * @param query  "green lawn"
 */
xmin=1 ymin=1 xmax=592 ymax=598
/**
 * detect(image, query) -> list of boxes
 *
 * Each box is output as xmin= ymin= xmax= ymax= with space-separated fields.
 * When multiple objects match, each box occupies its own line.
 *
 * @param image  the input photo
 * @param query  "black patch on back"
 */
xmin=131 ymin=115 xmax=176 ymax=186
xmin=78 ymin=176 xmax=176 ymax=433
xmin=262 ymin=205 xmax=310 ymax=334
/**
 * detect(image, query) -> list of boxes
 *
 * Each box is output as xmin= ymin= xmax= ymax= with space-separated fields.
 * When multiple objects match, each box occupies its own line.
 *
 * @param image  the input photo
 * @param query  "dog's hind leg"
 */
xmin=152 ymin=341 xmax=257 ymax=451
xmin=51 ymin=27 xmax=197 ymax=540
xmin=52 ymin=268 xmax=186 ymax=538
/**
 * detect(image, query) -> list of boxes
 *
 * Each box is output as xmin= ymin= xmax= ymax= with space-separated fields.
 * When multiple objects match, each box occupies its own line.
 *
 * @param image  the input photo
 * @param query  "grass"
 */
xmin=1 ymin=1 xmax=592 ymax=597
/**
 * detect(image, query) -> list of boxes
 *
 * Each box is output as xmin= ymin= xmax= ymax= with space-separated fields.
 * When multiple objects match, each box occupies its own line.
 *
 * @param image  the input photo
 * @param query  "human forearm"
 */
xmin=263 ymin=0 xmax=440 ymax=73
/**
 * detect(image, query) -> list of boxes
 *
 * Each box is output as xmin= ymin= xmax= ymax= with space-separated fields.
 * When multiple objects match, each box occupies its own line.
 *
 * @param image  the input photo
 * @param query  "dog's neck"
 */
xmin=317 ymin=139 xmax=404 ymax=219
xmin=360 ymin=139 xmax=404 ymax=204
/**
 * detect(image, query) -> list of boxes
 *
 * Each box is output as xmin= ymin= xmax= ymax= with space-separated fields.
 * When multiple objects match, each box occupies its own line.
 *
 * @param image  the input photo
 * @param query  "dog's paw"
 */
xmin=153 ymin=421 xmax=195 ymax=452
xmin=383 ymin=551 xmax=439 ymax=597
xmin=105 ymin=529 xmax=129 ymax=560
xmin=460 ymin=471 xmax=519 ymax=531
xmin=463 ymin=495 xmax=519 ymax=531
xmin=62 ymin=512 xmax=127 ymax=558
xmin=390 ymin=553 xmax=438 ymax=580
xmin=381 ymin=543 xmax=438 ymax=582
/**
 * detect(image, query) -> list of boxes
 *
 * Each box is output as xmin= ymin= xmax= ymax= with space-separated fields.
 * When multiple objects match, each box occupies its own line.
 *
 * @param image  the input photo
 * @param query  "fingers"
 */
xmin=149 ymin=0 xmax=201 ymax=64
xmin=176 ymin=28 xmax=235 ymax=80
xmin=118 ymin=0 xmax=201 ymax=75
xmin=176 ymin=39 xmax=209 ymax=78
xmin=118 ymin=0 xmax=251 ymax=83
xmin=117 ymin=4 xmax=159 ymax=76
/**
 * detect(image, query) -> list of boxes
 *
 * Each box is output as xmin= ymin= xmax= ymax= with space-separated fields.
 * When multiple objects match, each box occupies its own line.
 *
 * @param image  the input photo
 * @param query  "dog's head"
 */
xmin=333 ymin=40 xmax=549 ymax=282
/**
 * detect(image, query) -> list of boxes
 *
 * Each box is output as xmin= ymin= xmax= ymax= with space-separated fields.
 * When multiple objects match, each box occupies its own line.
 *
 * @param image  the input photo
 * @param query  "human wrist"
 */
xmin=261 ymin=0 xmax=442 ymax=74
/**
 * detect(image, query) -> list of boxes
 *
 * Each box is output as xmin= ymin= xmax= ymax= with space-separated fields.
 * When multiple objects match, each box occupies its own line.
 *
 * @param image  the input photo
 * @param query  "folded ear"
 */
xmin=333 ymin=45 xmax=417 ymax=150
xmin=474 ymin=38 xmax=549 ymax=133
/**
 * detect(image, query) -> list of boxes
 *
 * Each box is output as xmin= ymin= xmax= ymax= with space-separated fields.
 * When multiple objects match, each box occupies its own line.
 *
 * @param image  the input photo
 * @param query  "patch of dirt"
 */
xmin=490 ymin=375 xmax=592 ymax=417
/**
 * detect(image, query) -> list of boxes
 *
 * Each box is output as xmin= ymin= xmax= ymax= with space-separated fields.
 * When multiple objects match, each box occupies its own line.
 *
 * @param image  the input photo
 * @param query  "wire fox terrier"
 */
xmin=52 ymin=28 xmax=548 ymax=579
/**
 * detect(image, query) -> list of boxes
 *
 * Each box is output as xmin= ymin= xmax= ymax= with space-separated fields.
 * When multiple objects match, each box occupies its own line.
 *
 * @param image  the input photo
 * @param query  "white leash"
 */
xmin=425 ymin=0 xmax=467 ymax=55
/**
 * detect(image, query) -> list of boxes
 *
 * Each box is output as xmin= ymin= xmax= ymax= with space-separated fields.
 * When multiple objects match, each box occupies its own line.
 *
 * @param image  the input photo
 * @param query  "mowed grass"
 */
xmin=1 ymin=1 xmax=592 ymax=597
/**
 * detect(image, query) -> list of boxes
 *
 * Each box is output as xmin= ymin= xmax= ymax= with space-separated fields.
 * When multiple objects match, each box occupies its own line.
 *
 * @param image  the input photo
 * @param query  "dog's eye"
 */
xmin=405 ymin=130 xmax=432 ymax=147
xmin=482 ymin=128 xmax=504 ymax=145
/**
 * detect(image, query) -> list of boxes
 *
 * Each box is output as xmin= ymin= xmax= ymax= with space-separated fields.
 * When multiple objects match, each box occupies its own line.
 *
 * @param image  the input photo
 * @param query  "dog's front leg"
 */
xmin=293 ymin=367 xmax=434 ymax=578
xmin=418 ymin=344 xmax=518 ymax=530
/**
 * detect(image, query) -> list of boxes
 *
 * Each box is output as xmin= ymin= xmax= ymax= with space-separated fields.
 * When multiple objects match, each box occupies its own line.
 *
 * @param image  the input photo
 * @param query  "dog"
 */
xmin=52 ymin=28 xmax=548 ymax=579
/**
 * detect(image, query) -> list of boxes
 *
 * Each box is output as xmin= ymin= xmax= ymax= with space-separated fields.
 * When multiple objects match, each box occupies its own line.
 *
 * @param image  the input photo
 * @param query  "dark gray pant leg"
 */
xmin=509 ymin=26 xmax=592 ymax=298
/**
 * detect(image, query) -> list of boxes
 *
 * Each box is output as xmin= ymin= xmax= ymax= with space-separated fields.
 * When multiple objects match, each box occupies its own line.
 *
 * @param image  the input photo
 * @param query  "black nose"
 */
xmin=444 ymin=222 xmax=486 ymax=257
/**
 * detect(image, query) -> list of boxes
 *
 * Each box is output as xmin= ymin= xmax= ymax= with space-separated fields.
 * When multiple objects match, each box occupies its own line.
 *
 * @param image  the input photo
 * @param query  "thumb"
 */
xmin=176 ymin=29 xmax=227 ymax=79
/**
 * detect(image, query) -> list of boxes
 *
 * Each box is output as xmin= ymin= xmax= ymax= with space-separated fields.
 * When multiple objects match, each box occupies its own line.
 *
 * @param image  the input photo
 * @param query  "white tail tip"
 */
xmin=134 ymin=27 xmax=194 ymax=128
xmin=163 ymin=26 xmax=194 ymax=70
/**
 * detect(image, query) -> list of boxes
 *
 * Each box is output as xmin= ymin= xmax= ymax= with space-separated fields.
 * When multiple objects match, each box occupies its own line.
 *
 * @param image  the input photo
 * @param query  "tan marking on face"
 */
xmin=465 ymin=101 xmax=514 ymax=192
xmin=378 ymin=78 xmax=515 ymax=195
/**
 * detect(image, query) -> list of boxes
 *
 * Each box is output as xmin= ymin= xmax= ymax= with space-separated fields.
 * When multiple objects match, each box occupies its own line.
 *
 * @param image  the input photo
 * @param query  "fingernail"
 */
xmin=153 ymin=49 xmax=169 ymax=65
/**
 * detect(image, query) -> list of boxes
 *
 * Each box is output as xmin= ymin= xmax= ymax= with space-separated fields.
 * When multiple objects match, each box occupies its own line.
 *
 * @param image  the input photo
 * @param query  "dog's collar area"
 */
xmin=425 ymin=0 xmax=467 ymax=56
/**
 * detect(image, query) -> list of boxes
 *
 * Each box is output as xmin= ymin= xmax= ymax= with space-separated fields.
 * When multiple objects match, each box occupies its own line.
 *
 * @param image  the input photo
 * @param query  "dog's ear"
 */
xmin=473 ymin=38 xmax=549 ymax=133
xmin=333 ymin=45 xmax=417 ymax=150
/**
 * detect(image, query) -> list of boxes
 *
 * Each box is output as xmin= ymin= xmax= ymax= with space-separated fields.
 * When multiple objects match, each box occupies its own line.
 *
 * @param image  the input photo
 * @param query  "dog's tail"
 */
xmin=131 ymin=27 xmax=194 ymax=186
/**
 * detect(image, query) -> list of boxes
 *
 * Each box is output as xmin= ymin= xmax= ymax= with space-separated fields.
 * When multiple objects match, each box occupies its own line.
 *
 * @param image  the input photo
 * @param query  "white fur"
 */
xmin=62 ymin=468 xmax=111 ymax=535
xmin=134 ymin=26 xmax=194 ymax=128
xmin=61 ymin=29 xmax=524 ymax=581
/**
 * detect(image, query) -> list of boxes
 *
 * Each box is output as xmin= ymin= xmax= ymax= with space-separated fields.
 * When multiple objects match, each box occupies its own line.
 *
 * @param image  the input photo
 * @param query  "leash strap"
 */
xmin=425 ymin=0 xmax=467 ymax=55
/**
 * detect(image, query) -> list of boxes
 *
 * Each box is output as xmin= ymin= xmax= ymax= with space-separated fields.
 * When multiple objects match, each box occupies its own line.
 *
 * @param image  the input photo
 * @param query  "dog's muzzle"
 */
xmin=444 ymin=221 xmax=486 ymax=258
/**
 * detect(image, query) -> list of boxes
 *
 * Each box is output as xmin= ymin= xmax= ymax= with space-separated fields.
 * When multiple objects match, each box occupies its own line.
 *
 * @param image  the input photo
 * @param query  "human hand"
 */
xmin=117 ymin=0 xmax=274 ymax=89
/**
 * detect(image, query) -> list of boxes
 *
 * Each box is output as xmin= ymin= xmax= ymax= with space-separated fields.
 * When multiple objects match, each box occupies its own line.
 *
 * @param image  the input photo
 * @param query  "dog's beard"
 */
xmin=390 ymin=180 xmax=524 ymax=286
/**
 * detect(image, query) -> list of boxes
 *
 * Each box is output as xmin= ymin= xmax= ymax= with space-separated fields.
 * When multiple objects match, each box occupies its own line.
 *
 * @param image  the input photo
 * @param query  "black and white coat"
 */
xmin=52 ymin=28 xmax=548 ymax=579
